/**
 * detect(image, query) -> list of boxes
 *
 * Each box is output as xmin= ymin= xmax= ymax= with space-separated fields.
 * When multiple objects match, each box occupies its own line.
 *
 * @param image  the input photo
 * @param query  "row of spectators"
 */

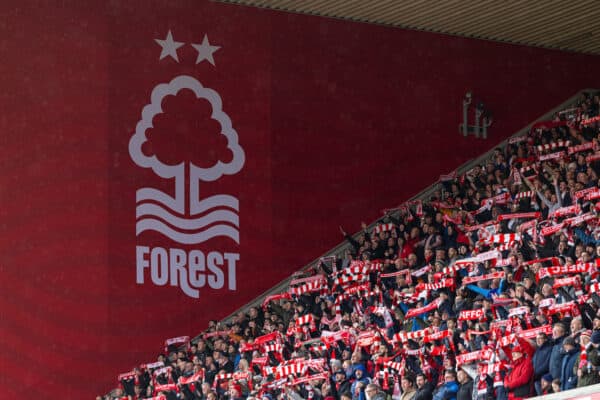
xmin=102 ymin=91 xmax=600 ymax=400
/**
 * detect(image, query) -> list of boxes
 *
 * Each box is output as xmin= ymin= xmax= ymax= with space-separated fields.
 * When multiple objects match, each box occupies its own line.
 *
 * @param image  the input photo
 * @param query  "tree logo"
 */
xmin=129 ymin=75 xmax=245 ymax=244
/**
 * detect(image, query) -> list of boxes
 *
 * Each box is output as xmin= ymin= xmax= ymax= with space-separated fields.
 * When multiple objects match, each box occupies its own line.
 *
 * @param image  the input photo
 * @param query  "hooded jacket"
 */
xmin=560 ymin=347 xmax=580 ymax=391
xmin=350 ymin=364 xmax=370 ymax=400
xmin=549 ymin=336 xmax=566 ymax=381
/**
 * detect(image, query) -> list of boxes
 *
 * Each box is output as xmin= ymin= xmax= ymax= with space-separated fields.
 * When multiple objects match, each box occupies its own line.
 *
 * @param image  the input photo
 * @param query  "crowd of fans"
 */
xmin=102 ymin=91 xmax=600 ymax=400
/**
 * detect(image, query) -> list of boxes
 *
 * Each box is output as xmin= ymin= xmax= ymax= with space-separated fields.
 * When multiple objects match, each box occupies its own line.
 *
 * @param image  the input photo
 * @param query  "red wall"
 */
xmin=1 ymin=0 xmax=599 ymax=397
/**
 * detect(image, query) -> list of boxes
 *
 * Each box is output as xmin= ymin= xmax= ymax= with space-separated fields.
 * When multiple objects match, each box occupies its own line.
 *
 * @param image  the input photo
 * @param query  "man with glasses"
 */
xmin=364 ymin=383 xmax=386 ymax=400
xmin=433 ymin=369 xmax=459 ymax=400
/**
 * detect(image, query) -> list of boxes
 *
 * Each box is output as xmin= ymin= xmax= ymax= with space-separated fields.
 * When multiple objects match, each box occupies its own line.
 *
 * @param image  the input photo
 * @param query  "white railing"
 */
xmin=528 ymin=382 xmax=600 ymax=400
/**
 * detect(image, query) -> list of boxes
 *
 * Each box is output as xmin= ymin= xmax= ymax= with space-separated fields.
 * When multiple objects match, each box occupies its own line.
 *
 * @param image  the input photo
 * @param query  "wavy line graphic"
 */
xmin=191 ymin=194 xmax=239 ymax=213
xmin=136 ymin=203 xmax=239 ymax=230
xmin=136 ymin=191 xmax=239 ymax=215
xmin=136 ymin=187 xmax=184 ymax=215
xmin=136 ymin=218 xmax=239 ymax=244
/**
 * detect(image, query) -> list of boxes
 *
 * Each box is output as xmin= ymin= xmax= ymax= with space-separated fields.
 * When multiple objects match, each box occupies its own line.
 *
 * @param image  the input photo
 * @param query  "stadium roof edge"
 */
xmin=214 ymin=0 xmax=600 ymax=56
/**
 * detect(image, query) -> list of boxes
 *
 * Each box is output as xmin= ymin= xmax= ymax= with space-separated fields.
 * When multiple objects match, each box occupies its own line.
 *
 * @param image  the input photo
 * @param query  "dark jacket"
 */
xmin=532 ymin=340 xmax=553 ymax=380
xmin=560 ymin=348 xmax=580 ymax=391
xmin=457 ymin=380 xmax=473 ymax=400
xmin=549 ymin=336 xmax=565 ymax=381
xmin=577 ymin=349 xmax=600 ymax=388
xmin=414 ymin=382 xmax=434 ymax=400
xmin=333 ymin=377 xmax=352 ymax=399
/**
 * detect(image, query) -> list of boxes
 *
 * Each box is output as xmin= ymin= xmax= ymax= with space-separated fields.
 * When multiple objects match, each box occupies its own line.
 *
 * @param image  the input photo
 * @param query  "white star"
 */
xmin=191 ymin=34 xmax=221 ymax=66
xmin=155 ymin=30 xmax=184 ymax=62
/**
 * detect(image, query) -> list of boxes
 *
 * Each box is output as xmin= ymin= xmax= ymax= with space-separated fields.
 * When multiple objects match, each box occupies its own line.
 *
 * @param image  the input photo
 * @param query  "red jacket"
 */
xmin=504 ymin=356 xmax=534 ymax=400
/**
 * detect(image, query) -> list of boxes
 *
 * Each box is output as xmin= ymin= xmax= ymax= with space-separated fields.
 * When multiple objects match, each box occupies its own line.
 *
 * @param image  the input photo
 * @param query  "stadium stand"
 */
xmin=102 ymin=90 xmax=600 ymax=400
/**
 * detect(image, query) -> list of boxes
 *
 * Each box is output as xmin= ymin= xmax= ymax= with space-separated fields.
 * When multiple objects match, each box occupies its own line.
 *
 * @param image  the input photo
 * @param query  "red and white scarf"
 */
xmin=463 ymin=271 xmax=505 ymax=285
xmin=564 ymin=212 xmax=597 ymax=227
xmin=546 ymin=301 xmax=580 ymax=317
xmin=481 ymin=192 xmax=511 ymax=207
xmin=141 ymin=361 xmax=164 ymax=371
xmin=290 ymin=275 xmax=326 ymax=287
xmin=456 ymin=348 xmax=493 ymax=366
xmin=581 ymin=116 xmax=600 ymax=126
xmin=290 ymin=280 xmax=325 ymax=296
xmin=568 ymin=141 xmax=596 ymax=155
xmin=288 ymin=371 xmax=330 ymax=386
xmin=537 ymin=261 xmax=596 ymax=281
xmin=415 ymin=278 xmax=455 ymax=293
xmin=404 ymin=298 xmax=441 ymax=319
xmin=586 ymin=152 xmax=600 ymax=163
xmin=537 ymin=140 xmax=570 ymax=153
xmin=551 ymin=204 xmax=581 ymax=219
xmin=497 ymin=212 xmax=540 ymax=222
xmin=339 ymin=261 xmax=382 ymax=276
xmin=154 ymin=384 xmax=178 ymax=395
xmin=518 ymin=325 xmax=552 ymax=340
xmin=585 ymin=189 xmax=600 ymax=201
xmin=262 ymin=292 xmax=292 ymax=309
xmin=485 ymin=233 xmax=521 ymax=245
xmin=552 ymin=276 xmax=581 ymax=291
xmin=540 ymin=222 xmax=564 ymax=236
xmin=422 ymin=329 xmax=451 ymax=343
xmin=539 ymin=150 xmax=565 ymax=162
xmin=393 ymin=327 xmax=432 ymax=343
xmin=178 ymin=370 xmax=205 ymax=386
xmin=373 ymin=223 xmax=395 ymax=234
xmin=411 ymin=264 xmax=432 ymax=278
xmin=164 ymin=336 xmax=189 ymax=352
xmin=509 ymin=135 xmax=527 ymax=144
xmin=507 ymin=306 xmax=529 ymax=318
xmin=514 ymin=191 xmax=535 ymax=200
xmin=212 ymin=372 xmax=252 ymax=388
xmin=333 ymin=273 xmax=368 ymax=288
xmin=458 ymin=308 xmax=486 ymax=321
xmin=574 ymin=187 xmax=599 ymax=200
